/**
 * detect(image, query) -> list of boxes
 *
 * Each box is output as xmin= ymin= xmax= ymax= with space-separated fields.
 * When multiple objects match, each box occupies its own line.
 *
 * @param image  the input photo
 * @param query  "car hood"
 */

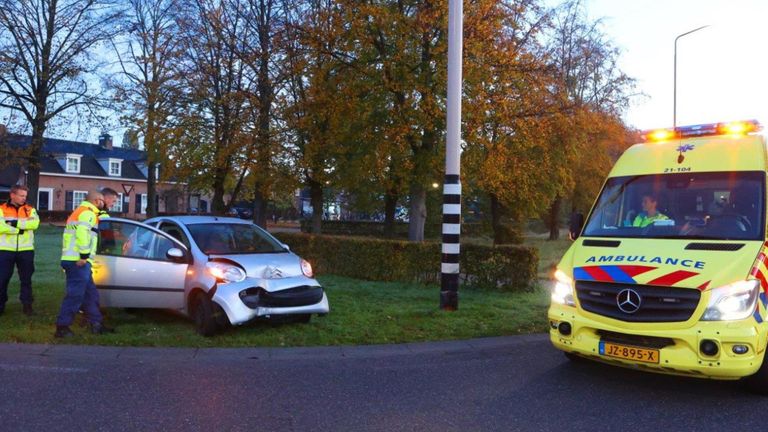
xmin=560 ymin=238 xmax=764 ymax=291
xmin=208 ymin=252 xmax=305 ymax=279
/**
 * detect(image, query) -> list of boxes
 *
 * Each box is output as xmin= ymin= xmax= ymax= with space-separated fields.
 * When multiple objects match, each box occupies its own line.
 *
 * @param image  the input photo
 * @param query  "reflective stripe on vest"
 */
xmin=61 ymin=202 xmax=99 ymax=261
xmin=0 ymin=203 xmax=38 ymax=252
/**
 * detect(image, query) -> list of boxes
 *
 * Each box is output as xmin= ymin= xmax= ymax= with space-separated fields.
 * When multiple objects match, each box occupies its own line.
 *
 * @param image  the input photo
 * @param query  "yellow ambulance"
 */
xmin=549 ymin=120 xmax=768 ymax=391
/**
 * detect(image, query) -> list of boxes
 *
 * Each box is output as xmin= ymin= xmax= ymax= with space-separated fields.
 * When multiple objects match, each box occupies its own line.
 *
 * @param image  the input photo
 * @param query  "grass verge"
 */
xmin=0 ymin=225 xmax=550 ymax=347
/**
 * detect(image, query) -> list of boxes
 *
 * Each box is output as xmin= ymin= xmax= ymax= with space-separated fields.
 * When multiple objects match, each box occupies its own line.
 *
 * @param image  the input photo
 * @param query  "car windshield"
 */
xmin=582 ymin=171 xmax=766 ymax=241
xmin=187 ymin=223 xmax=287 ymax=254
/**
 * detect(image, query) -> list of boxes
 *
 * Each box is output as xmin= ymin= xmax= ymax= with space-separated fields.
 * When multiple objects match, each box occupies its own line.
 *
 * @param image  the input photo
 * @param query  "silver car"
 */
xmin=91 ymin=216 xmax=329 ymax=336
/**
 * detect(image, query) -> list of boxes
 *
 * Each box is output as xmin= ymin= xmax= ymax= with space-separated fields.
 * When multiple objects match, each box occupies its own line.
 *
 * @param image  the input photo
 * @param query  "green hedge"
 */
xmin=299 ymin=220 xmax=490 ymax=239
xmin=274 ymin=232 xmax=538 ymax=291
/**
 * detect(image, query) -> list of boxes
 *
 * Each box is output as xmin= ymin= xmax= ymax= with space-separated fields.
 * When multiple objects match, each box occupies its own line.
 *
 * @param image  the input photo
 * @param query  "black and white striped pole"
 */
xmin=440 ymin=0 xmax=462 ymax=311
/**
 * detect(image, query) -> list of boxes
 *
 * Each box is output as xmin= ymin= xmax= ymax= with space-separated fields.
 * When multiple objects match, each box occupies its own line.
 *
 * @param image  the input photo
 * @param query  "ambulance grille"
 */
xmin=575 ymin=281 xmax=701 ymax=322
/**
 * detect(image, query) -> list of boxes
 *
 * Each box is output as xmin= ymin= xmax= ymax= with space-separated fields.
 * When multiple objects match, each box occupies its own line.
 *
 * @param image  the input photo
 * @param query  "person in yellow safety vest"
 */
xmin=0 ymin=185 xmax=40 ymax=316
xmin=54 ymin=191 xmax=114 ymax=338
xmin=632 ymin=194 xmax=670 ymax=228
xmin=73 ymin=187 xmax=120 ymax=323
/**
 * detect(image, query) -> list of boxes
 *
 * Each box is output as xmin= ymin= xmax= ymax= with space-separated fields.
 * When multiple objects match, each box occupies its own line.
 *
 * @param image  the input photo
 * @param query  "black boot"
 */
xmin=54 ymin=326 xmax=74 ymax=338
xmin=90 ymin=323 xmax=115 ymax=335
xmin=22 ymin=304 xmax=34 ymax=316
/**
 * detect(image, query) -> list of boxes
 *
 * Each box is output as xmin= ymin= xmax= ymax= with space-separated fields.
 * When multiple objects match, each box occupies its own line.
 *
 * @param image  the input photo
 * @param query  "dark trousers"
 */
xmin=56 ymin=261 xmax=102 ymax=327
xmin=0 ymin=250 xmax=35 ymax=310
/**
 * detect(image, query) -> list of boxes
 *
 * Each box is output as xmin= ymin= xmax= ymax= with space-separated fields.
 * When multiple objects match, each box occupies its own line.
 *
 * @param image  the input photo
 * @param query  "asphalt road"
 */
xmin=0 ymin=334 xmax=763 ymax=432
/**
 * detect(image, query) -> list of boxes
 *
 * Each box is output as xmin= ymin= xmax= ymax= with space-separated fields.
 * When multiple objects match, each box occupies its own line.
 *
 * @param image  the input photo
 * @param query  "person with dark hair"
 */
xmin=632 ymin=194 xmax=669 ymax=228
xmin=0 ymin=185 xmax=40 ymax=316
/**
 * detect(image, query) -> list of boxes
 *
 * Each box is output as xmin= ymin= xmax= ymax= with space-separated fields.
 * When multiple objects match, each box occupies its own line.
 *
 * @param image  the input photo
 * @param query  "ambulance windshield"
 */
xmin=582 ymin=171 xmax=765 ymax=241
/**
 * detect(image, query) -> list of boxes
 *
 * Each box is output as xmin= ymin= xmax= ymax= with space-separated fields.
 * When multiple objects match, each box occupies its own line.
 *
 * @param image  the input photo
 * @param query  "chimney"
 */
xmin=98 ymin=133 xmax=113 ymax=150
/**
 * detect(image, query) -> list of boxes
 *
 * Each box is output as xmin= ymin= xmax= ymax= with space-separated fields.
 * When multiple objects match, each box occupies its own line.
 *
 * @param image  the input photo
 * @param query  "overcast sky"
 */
xmin=587 ymin=0 xmax=768 ymax=130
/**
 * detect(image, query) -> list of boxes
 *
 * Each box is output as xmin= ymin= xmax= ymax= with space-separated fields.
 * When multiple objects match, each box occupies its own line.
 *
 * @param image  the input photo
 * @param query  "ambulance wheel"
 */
xmin=193 ymin=294 xmax=218 ymax=337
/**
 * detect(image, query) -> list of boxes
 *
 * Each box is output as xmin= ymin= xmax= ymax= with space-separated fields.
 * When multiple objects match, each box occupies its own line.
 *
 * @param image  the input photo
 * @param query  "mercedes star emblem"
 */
xmin=616 ymin=288 xmax=642 ymax=314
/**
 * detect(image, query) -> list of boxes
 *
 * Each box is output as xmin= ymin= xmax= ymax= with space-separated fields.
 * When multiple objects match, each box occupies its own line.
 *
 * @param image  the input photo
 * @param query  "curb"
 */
xmin=0 ymin=333 xmax=549 ymax=362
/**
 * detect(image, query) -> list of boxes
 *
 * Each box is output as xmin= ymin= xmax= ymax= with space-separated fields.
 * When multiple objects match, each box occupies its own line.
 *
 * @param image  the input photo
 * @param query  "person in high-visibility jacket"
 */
xmin=54 ymin=191 xmax=114 ymax=338
xmin=0 ymin=185 xmax=40 ymax=316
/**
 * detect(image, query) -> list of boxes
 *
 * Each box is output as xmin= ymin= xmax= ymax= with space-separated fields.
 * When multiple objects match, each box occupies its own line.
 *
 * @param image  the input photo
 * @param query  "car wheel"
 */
xmin=193 ymin=294 xmax=219 ymax=337
xmin=744 ymin=354 xmax=768 ymax=394
xmin=295 ymin=314 xmax=312 ymax=324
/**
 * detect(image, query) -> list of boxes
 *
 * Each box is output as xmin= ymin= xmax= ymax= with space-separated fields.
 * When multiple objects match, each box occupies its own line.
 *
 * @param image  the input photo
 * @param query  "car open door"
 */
xmin=93 ymin=218 xmax=189 ymax=310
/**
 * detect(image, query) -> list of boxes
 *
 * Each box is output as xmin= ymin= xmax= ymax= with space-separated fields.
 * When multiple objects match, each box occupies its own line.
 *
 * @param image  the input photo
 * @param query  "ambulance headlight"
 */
xmin=551 ymin=269 xmax=575 ymax=307
xmin=701 ymin=280 xmax=759 ymax=321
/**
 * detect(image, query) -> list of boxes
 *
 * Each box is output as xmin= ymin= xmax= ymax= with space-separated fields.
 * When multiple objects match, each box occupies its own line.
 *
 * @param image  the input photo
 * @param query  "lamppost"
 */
xmin=440 ymin=0 xmax=462 ymax=311
xmin=674 ymin=25 xmax=709 ymax=129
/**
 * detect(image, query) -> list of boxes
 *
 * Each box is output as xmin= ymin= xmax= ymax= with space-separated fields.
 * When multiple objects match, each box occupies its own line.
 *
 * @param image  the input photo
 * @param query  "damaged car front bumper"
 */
xmin=212 ymin=275 xmax=330 ymax=325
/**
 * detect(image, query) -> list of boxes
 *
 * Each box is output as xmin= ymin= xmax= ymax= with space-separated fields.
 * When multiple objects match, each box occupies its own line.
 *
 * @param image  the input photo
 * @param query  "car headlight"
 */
xmin=206 ymin=261 xmax=246 ymax=283
xmin=701 ymin=280 xmax=760 ymax=321
xmin=551 ymin=269 xmax=575 ymax=307
xmin=301 ymin=259 xmax=314 ymax=278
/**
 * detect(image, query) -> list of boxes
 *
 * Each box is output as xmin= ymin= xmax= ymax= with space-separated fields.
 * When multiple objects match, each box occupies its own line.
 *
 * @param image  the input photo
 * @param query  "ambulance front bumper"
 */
xmin=549 ymin=304 xmax=767 ymax=379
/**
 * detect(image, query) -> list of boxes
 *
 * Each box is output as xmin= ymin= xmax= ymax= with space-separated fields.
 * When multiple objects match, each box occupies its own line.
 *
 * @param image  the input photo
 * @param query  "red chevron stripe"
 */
xmin=647 ymin=270 xmax=699 ymax=286
xmin=581 ymin=266 xmax=614 ymax=282
xmin=697 ymin=281 xmax=710 ymax=291
xmin=617 ymin=265 xmax=657 ymax=277
xmin=756 ymin=252 xmax=767 ymax=266
xmin=752 ymin=267 xmax=768 ymax=293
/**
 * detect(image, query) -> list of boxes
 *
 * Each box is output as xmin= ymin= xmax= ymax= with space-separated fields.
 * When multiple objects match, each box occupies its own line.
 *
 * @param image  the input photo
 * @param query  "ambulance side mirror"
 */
xmin=569 ymin=212 xmax=585 ymax=241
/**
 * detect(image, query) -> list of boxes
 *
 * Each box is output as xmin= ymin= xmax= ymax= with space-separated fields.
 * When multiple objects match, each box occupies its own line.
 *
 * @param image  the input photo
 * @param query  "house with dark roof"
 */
xmin=0 ymin=132 xmax=200 ymax=216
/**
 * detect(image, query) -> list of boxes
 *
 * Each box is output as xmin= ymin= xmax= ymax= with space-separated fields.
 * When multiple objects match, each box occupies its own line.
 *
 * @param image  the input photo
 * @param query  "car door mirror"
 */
xmin=166 ymin=247 xmax=185 ymax=262
xmin=282 ymin=243 xmax=290 ymax=251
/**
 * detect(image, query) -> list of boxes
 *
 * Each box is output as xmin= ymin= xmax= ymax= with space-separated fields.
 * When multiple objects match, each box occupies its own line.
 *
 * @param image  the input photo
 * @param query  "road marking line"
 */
xmin=0 ymin=364 xmax=88 ymax=373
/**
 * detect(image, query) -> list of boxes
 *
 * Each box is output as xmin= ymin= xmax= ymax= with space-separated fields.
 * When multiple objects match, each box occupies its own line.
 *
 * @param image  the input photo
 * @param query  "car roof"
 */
xmin=147 ymin=215 xmax=252 ymax=225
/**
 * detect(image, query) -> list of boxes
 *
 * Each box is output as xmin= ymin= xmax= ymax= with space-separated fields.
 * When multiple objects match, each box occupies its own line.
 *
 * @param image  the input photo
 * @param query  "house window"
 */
xmin=140 ymin=193 xmax=148 ymax=214
xmin=109 ymin=160 xmax=121 ymax=176
xmin=37 ymin=188 xmax=54 ymax=211
xmin=66 ymin=155 xmax=81 ymax=173
xmin=110 ymin=193 xmax=124 ymax=213
xmin=73 ymin=190 xmax=87 ymax=210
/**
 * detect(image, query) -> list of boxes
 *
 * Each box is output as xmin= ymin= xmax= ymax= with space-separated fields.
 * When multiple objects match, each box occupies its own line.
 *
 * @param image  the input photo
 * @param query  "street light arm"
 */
xmin=673 ymin=25 xmax=710 ymax=129
xmin=675 ymin=25 xmax=710 ymax=44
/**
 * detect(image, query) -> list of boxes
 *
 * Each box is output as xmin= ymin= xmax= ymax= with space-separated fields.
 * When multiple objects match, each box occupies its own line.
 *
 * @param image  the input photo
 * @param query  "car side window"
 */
xmin=98 ymin=221 xmax=178 ymax=262
xmin=159 ymin=222 xmax=191 ymax=249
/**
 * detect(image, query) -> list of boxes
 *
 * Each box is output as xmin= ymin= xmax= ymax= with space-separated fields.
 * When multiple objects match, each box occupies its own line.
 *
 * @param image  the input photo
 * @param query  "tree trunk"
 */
xmin=408 ymin=183 xmax=427 ymax=242
xmin=229 ymin=167 xmax=248 ymax=212
xmin=252 ymin=188 xmax=269 ymax=229
xmin=547 ymin=195 xmax=562 ymax=240
xmin=25 ymin=117 xmax=47 ymax=208
xmin=309 ymin=179 xmax=323 ymax=234
xmin=384 ymin=189 xmax=398 ymax=239
xmin=211 ymin=165 xmax=228 ymax=214
xmin=490 ymin=193 xmax=502 ymax=245
xmin=145 ymin=100 xmax=158 ymax=217
xmin=147 ymin=160 xmax=158 ymax=216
